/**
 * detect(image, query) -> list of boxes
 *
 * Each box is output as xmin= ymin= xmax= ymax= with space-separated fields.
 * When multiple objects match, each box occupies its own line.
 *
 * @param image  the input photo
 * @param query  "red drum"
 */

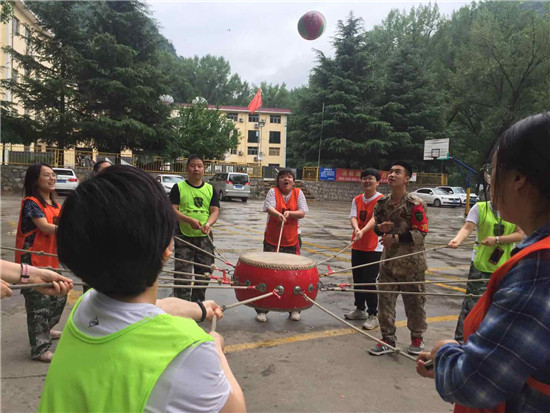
xmin=233 ymin=252 xmax=319 ymax=312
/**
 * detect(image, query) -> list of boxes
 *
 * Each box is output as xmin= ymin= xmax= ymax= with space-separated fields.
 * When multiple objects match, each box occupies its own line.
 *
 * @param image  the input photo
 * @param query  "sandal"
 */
xmin=50 ymin=329 xmax=62 ymax=340
xmin=36 ymin=350 xmax=54 ymax=363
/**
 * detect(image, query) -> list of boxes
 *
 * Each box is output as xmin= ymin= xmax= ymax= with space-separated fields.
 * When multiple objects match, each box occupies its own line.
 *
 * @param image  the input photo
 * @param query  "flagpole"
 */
xmin=317 ymin=102 xmax=325 ymax=174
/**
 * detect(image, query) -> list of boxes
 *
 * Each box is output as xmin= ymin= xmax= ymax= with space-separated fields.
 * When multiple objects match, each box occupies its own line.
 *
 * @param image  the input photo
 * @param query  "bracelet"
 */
xmin=196 ymin=300 xmax=207 ymax=323
xmin=20 ymin=264 xmax=30 ymax=283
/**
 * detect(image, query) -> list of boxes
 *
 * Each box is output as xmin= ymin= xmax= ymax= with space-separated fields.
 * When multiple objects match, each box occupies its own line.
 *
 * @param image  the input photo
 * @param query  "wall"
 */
xmin=1 ymin=165 xmax=92 ymax=194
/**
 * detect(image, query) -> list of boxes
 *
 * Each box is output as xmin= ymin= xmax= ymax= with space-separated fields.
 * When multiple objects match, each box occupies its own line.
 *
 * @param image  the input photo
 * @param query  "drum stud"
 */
xmin=275 ymin=285 xmax=285 ymax=295
xmin=257 ymin=283 xmax=267 ymax=292
xmin=308 ymin=284 xmax=315 ymax=293
xmin=293 ymin=286 xmax=302 ymax=295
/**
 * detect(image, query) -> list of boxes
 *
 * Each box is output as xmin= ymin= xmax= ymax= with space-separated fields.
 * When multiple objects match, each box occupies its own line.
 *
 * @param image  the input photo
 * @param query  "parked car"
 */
xmin=436 ymin=186 xmax=479 ymax=206
xmin=154 ymin=174 xmax=185 ymax=194
xmin=413 ymin=187 xmax=461 ymax=207
xmin=210 ymin=172 xmax=250 ymax=202
xmin=52 ymin=168 xmax=79 ymax=194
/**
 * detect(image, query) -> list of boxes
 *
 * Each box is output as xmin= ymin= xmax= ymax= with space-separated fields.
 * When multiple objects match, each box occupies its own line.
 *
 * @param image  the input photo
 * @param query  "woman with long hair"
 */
xmin=416 ymin=113 xmax=550 ymax=412
xmin=15 ymin=163 xmax=67 ymax=362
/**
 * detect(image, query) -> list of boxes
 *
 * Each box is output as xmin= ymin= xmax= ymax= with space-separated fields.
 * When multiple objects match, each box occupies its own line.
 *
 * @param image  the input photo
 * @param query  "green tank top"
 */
xmin=473 ymin=202 xmax=517 ymax=273
xmin=38 ymin=295 xmax=213 ymax=413
xmin=178 ymin=180 xmax=213 ymax=237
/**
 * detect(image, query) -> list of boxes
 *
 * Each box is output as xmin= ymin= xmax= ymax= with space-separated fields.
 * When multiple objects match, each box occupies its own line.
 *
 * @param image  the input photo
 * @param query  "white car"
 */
xmin=413 ymin=187 xmax=461 ymax=207
xmin=436 ymin=186 xmax=479 ymax=206
xmin=53 ymin=168 xmax=79 ymax=193
xmin=155 ymin=174 xmax=185 ymax=194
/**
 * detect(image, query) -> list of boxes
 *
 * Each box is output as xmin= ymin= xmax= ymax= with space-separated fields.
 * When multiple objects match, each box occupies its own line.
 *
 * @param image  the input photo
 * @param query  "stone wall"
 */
xmin=1 ymin=165 xmax=92 ymax=193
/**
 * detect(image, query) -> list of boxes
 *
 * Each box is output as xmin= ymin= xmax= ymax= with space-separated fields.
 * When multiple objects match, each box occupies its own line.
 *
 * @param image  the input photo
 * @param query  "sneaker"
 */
xmin=36 ymin=351 xmax=54 ymax=363
xmin=50 ymin=329 xmax=62 ymax=340
xmin=344 ymin=309 xmax=368 ymax=320
xmin=256 ymin=313 xmax=267 ymax=322
xmin=362 ymin=315 xmax=379 ymax=330
xmin=408 ymin=338 xmax=425 ymax=355
xmin=289 ymin=311 xmax=301 ymax=321
xmin=369 ymin=340 xmax=395 ymax=356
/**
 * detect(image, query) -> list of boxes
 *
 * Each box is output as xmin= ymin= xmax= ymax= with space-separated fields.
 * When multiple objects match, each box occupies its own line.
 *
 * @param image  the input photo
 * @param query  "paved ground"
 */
xmin=1 ymin=193 xmax=475 ymax=412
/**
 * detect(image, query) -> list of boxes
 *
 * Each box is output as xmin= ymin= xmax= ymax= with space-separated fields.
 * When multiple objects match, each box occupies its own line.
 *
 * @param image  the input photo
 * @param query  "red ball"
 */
xmin=297 ymin=11 xmax=326 ymax=41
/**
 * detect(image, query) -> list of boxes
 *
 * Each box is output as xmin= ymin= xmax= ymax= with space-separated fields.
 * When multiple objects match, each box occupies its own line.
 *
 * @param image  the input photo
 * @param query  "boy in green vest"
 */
xmin=170 ymin=154 xmax=220 ymax=302
xmin=449 ymin=199 xmax=524 ymax=342
xmin=39 ymin=166 xmax=245 ymax=412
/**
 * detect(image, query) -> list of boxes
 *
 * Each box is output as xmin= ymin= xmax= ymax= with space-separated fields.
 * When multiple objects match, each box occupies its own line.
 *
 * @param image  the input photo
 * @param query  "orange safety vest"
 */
xmin=15 ymin=196 xmax=60 ymax=268
xmin=352 ymin=193 xmax=384 ymax=251
xmin=455 ymin=235 xmax=550 ymax=413
xmin=265 ymin=187 xmax=300 ymax=248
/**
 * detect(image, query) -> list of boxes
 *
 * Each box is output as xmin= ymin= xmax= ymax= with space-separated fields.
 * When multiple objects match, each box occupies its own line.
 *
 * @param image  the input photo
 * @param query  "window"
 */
xmin=249 ymin=114 xmax=259 ymax=122
xmin=230 ymin=148 xmax=237 ymax=155
xmin=247 ymin=130 xmax=258 ymax=143
xmin=270 ymin=115 xmax=281 ymax=124
xmin=247 ymin=147 xmax=258 ymax=156
xmin=269 ymin=147 xmax=280 ymax=156
xmin=269 ymin=131 xmax=281 ymax=144
xmin=417 ymin=189 xmax=429 ymax=194
xmin=13 ymin=17 xmax=20 ymax=35
xmin=226 ymin=113 xmax=238 ymax=121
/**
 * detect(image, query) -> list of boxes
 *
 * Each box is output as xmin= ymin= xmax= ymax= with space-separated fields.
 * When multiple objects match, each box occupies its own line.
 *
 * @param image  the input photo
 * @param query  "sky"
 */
xmin=147 ymin=1 xmax=470 ymax=89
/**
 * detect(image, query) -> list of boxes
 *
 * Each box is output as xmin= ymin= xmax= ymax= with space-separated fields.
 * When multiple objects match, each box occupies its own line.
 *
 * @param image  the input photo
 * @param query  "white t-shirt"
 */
xmin=263 ymin=187 xmax=309 ymax=234
xmin=73 ymin=290 xmax=231 ymax=413
xmin=349 ymin=192 xmax=383 ymax=252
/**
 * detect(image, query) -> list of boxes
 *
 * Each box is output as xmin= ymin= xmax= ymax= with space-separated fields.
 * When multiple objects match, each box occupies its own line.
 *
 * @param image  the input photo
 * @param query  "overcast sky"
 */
xmin=147 ymin=1 xmax=469 ymax=89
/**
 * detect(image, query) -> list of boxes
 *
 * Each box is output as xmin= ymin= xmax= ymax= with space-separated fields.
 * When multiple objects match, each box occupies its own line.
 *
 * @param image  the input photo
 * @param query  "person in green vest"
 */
xmin=170 ymin=154 xmax=220 ymax=302
xmin=39 ymin=166 xmax=245 ymax=413
xmin=448 ymin=196 xmax=524 ymax=343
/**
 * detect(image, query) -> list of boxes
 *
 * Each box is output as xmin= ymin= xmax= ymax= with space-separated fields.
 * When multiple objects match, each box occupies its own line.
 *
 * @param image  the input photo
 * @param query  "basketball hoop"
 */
xmin=431 ymin=149 xmax=440 ymax=160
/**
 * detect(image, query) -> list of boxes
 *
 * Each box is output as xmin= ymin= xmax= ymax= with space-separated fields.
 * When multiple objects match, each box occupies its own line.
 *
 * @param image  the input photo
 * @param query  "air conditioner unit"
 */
xmin=239 ymin=118 xmax=244 ymax=122
xmin=238 ymin=150 xmax=243 ymax=156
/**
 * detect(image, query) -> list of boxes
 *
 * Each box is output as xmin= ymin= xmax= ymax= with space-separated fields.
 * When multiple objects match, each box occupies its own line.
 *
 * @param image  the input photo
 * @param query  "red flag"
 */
xmin=248 ymin=89 xmax=262 ymax=114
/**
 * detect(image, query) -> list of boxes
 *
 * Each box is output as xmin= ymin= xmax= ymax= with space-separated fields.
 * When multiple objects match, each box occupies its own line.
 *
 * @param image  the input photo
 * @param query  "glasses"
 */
xmin=483 ymin=163 xmax=493 ymax=185
xmin=41 ymin=173 xmax=57 ymax=179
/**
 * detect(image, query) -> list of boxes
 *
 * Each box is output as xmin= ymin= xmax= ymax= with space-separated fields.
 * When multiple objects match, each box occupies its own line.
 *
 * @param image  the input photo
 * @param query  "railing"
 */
xmin=415 ymin=172 xmax=448 ymax=186
xmin=0 ymin=145 xmax=263 ymax=178
xmin=302 ymin=167 xmax=319 ymax=181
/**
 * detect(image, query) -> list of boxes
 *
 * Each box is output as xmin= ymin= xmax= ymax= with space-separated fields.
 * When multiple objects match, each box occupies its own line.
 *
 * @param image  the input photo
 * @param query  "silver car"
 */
xmin=210 ymin=172 xmax=250 ymax=203
xmin=155 ymin=174 xmax=185 ymax=194
xmin=436 ymin=186 xmax=478 ymax=206
xmin=413 ymin=187 xmax=461 ymax=207
xmin=53 ymin=168 xmax=79 ymax=194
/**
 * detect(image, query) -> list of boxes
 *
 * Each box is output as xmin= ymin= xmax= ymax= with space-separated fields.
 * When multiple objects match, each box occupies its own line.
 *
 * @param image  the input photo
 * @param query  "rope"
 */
xmin=301 ymin=294 xmax=416 ymax=362
xmin=156 ymin=284 xmax=253 ymax=290
xmin=320 ymin=242 xmax=476 ymax=277
xmin=322 ymin=287 xmax=482 ymax=298
xmin=276 ymin=221 xmax=285 ymax=253
xmin=170 ymin=256 xmax=216 ymax=271
xmin=211 ymin=315 xmax=217 ymax=332
xmin=222 ymin=291 xmax=277 ymax=311
xmin=157 ymin=276 xmax=231 ymax=285
xmin=335 ymin=279 xmax=489 ymax=287
xmin=1 ymin=246 xmax=57 ymax=257
xmin=175 ymin=236 xmax=235 ymax=268
xmin=316 ymin=241 xmax=354 ymax=266
xmin=207 ymin=232 xmax=234 ymax=267
xmin=162 ymin=269 xmax=212 ymax=279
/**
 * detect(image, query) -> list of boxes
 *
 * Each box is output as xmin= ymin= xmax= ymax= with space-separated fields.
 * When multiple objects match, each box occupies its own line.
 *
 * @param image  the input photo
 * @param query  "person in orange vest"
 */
xmin=14 ymin=163 xmax=66 ymax=363
xmin=416 ymin=113 xmax=550 ymax=412
xmin=344 ymin=169 xmax=384 ymax=330
xmin=258 ymin=169 xmax=309 ymax=322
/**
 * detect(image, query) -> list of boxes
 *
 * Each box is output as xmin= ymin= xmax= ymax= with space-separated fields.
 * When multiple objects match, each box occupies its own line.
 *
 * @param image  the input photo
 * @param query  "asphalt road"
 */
xmin=1 ymin=193 xmax=475 ymax=412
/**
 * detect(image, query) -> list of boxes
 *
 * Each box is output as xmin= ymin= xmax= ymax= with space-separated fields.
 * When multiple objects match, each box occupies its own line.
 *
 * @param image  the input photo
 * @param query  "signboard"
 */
xmin=319 ymin=167 xmax=336 ymax=181
xmin=336 ymin=168 xmax=361 ymax=182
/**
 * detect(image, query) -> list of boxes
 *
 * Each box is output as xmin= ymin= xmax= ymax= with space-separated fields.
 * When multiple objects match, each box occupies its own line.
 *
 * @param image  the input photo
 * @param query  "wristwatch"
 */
xmin=20 ymin=264 xmax=30 ymax=283
xmin=495 ymin=236 xmax=501 ymax=245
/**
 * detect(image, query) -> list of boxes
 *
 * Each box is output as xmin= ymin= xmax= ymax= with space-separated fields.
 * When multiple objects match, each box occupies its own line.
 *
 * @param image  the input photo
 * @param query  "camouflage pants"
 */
xmin=174 ymin=233 xmax=214 ymax=302
xmin=378 ymin=267 xmax=427 ymax=345
xmin=454 ymin=263 xmax=491 ymax=343
xmin=22 ymin=288 xmax=67 ymax=359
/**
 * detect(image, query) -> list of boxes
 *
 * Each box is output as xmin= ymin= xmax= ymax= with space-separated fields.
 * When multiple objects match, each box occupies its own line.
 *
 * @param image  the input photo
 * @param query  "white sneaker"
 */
xmin=289 ymin=311 xmax=301 ymax=321
xmin=362 ymin=315 xmax=379 ymax=330
xmin=256 ymin=313 xmax=267 ymax=322
xmin=344 ymin=309 xmax=368 ymax=320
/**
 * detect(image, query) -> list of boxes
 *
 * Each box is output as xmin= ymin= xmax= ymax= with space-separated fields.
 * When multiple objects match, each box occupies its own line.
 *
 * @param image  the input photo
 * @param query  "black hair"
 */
xmin=23 ymin=163 xmax=58 ymax=208
xmin=361 ymin=168 xmax=381 ymax=181
xmin=57 ymin=166 xmax=175 ymax=297
xmin=92 ymin=160 xmax=112 ymax=176
xmin=276 ymin=169 xmax=295 ymax=181
xmin=390 ymin=160 xmax=413 ymax=177
xmin=493 ymin=112 xmax=550 ymax=212
xmin=186 ymin=154 xmax=204 ymax=166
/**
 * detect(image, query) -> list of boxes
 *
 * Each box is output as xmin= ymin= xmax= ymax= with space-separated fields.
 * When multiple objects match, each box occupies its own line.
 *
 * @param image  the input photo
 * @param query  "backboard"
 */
xmin=423 ymin=138 xmax=450 ymax=160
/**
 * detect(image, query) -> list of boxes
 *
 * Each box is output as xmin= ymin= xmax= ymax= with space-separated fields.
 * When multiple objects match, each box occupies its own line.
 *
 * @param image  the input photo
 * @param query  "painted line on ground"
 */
xmin=225 ymin=314 xmax=458 ymax=354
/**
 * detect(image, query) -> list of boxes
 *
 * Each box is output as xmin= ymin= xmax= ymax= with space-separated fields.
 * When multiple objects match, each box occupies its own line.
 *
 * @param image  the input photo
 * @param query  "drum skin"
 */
xmin=233 ymin=252 xmax=319 ymax=311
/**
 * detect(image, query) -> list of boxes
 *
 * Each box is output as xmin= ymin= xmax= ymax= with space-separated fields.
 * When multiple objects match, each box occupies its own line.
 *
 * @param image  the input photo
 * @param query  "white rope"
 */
xmin=1 ymin=246 xmax=57 ymax=257
xmin=323 ymin=288 xmax=482 ymax=298
xmin=316 ymin=241 xmax=354 ymax=266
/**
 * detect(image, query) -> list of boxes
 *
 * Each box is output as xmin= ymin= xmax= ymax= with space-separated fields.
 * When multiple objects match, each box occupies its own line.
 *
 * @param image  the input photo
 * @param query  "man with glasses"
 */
xmin=344 ymin=169 xmax=384 ymax=330
xmin=448 ymin=164 xmax=524 ymax=342
xmin=369 ymin=161 xmax=429 ymax=356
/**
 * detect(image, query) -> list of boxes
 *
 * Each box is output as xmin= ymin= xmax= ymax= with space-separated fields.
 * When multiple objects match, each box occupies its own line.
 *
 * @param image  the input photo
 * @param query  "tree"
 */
xmin=172 ymin=100 xmax=239 ymax=159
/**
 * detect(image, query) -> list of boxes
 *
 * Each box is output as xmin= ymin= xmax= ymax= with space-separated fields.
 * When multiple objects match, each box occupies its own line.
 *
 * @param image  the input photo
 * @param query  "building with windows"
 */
xmin=217 ymin=105 xmax=291 ymax=168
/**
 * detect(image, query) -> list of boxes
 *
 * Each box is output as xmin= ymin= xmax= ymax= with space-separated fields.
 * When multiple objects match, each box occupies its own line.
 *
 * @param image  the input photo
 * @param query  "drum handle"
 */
xmin=276 ymin=220 xmax=285 ymax=253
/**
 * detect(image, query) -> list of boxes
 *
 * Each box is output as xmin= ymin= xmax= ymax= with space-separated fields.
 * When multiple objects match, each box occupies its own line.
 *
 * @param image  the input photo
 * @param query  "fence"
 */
xmin=0 ymin=145 xmax=262 ymax=178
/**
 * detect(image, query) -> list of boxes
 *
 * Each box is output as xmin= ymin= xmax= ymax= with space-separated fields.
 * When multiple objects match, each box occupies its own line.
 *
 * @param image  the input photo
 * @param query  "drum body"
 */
xmin=234 ymin=252 xmax=319 ymax=312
